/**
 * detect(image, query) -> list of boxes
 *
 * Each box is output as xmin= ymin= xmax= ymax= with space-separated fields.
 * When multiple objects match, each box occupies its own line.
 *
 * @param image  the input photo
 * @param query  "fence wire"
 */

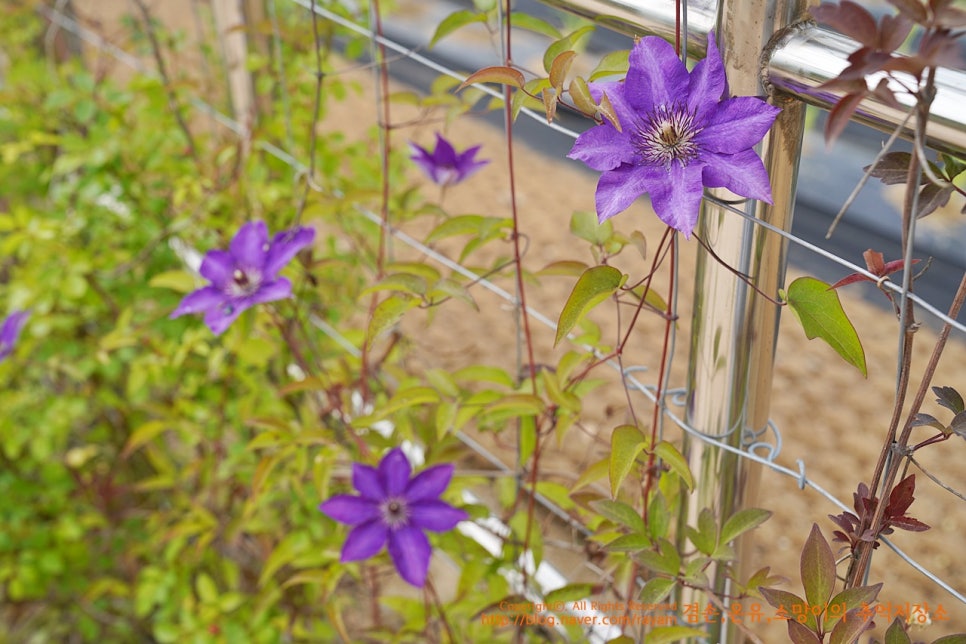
xmin=40 ymin=0 xmax=966 ymax=619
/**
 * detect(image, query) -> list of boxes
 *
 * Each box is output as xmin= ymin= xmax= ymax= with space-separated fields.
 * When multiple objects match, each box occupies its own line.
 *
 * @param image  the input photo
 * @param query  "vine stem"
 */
xmin=360 ymin=0 xmax=393 ymax=404
xmin=131 ymin=0 xmax=200 ymax=164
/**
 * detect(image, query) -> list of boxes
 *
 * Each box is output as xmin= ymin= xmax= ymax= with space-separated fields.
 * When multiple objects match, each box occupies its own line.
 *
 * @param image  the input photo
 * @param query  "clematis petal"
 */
xmin=455 ymin=145 xmax=489 ymax=182
xmin=387 ymin=526 xmax=432 ymax=587
xmin=432 ymin=133 xmax=459 ymax=167
xmin=594 ymin=164 xmax=666 ymax=223
xmin=352 ymin=463 xmax=385 ymax=500
xmin=648 ymin=162 xmax=706 ymax=238
xmin=567 ymin=122 xmax=636 ymax=172
xmin=405 ymin=464 xmax=454 ymax=501
xmin=379 ymin=448 xmax=412 ymax=497
xmin=624 ymin=37 xmax=689 ymax=115
xmin=0 ymin=310 xmax=29 ymax=360
xmin=170 ymin=286 xmax=226 ymax=319
xmin=697 ymin=97 xmax=781 ymax=154
xmin=319 ymin=494 xmax=380 ymax=525
xmin=409 ymin=500 xmax=468 ymax=532
xmin=199 ymin=250 xmax=235 ymax=287
xmin=202 ymin=298 xmax=249 ymax=335
xmin=230 ymin=221 xmax=269 ymax=269
xmin=341 ymin=520 xmax=389 ymax=562
xmin=702 ymin=149 xmax=774 ymax=204
xmin=687 ymin=32 xmax=727 ymax=121
xmin=264 ymin=226 xmax=315 ymax=277
xmin=244 ymin=278 xmax=293 ymax=307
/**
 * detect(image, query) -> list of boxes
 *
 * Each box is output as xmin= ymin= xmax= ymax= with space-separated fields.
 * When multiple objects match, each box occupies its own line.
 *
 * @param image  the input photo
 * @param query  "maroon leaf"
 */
xmin=911 ymin=412 xmax=947 ymax=432
xmin=826 ymin=91 xmax=867 ymax=144
xmin=829 ymin=249 xmax=920 ymax=291
xmin=788 ymin=619 xmax=823 ymax=644
xmin=949 ymin=410 xmax=966 ymax=438
xmin=933 ymin=385 xmax=965 ymax=414
xmin=917 ymin=183 xmax=954 ymax=218
xmin=878 ymin=14 xmax=915 ymax=50
xmin=865 ymin=152 xmax=916 ymax=185
xmin=811 ymin=1 xmax=879 ymax=46
xmin=889 ymin=515 xmax=931 ymax=532
xmin=871 ymin=78 xmax=902 ymax=109
xmin=801 ymin=524 xmax=836 ymax=609
xmin=885 ymin=0 xmax=928 ymax=24
xmin=934 ymin=4 xmax=966 ymax=28
xmin=886 ymin=474 xmax=917 ymax=517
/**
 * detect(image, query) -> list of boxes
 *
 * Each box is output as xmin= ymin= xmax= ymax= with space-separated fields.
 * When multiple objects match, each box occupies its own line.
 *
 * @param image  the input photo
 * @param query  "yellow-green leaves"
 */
xmin=609 ymin=425 xmax=646 ymax=496
xmin=555 ymin=266 xmax=625 ymax=346
xmin=783 ymin=277 xmax=867 ymax=376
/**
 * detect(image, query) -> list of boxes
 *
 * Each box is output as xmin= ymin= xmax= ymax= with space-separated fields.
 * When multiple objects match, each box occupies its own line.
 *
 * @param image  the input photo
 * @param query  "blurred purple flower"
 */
xmin=170 ymin=221 xmax=315 ymax=335
xmin=567 ymin=32 xmax=781 ymax=238
xmin=409 ymin=133 xmax=489 ymax=186
xmin=0 ymin=310 xmax=29 ymax=361
xmin=319 ymin=448 xmax=467 ymax=587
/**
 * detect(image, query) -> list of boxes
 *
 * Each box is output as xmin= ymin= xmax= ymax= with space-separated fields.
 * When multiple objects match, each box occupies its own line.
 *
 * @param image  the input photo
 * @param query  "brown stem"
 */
xmin=131 ymin=0 xmax=199 ymax=163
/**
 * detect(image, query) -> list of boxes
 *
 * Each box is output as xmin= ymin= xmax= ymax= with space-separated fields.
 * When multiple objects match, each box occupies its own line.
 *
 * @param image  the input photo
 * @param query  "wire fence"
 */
xmin=41 ymin=0 xmax=966 ymax=635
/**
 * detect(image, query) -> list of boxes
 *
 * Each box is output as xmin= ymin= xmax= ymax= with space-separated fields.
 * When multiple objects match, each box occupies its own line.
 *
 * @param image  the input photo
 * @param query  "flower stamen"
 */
xmin=379 ymin=497 xmax=411 ymax=530
xmin=635 ymin=104 xmax=701 ymax=169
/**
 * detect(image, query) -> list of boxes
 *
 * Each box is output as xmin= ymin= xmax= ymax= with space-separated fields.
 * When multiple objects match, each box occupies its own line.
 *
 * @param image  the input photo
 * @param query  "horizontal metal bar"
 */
xmin=538 ymin=0 xmax=966 ymax=155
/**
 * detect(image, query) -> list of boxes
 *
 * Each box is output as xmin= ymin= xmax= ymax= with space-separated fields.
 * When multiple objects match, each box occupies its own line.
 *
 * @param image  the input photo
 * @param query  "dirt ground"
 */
xmin=67 ymin=0 xmax=966 ymax=639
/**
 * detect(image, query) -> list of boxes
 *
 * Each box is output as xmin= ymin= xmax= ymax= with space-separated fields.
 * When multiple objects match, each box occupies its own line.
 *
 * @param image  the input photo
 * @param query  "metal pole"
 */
xmin=676 ymin=0 xmax=808 ymax=635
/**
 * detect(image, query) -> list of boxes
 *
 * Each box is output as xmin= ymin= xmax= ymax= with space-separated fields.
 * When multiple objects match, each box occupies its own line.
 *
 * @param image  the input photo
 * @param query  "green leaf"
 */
xmin=545 ymin=583 xmax=598 ymax=605
xmin=430 ymin=10 xmax=487 ymax=48
xmin=121 ymin=420 xmax=169 ymax=458
xmin=639 ymin=577 xmax=676 ymax=604
xmin=825 ymin=583 xmax=882 ymax=630
xmin=572 ymin=456 xmax=608 ymax=491
xmin=688 ymin=507 xmax=717 ymax=555
xmin=360 ymin=272 xmax=427 ymax=297
xmin=801 ymin=524 xmax=835 ymax=612
xmin=605 ymin=532 xmax=652 ymax=551
xmin=570 ymin=210 xmax=613 ymax=244
xmin=543 ymin=25 xmax=595 ymax=73
xmin=590 ymin=499 xmax=645 ymax=533
xmin=884 ymin=617 xmax=912 ymax=644
xmin=720 ymin=508 xmax=772 ymax=544
xmin=645 ymin=626 xmax=707 ymax=644
xmin=569 ymin=76 xmax=597 ymax=115
xmin=636 ymin=538 xmax=680 ymax=576
xmin=609 ymin=424 xmax=645 ymax=495
xmin=784 ymin=277 xmax=867 ymax=376
xmin=653 ymin=441 xmax=694 ymax=490
xmin=510 ymin=12 xmax=562 ymax=39
xmin=555 ymin=265 xmax=625 ymax=346
xmin=148 ymin=270 xmax=197 ymax=293
xmin=537 ymin=260 xmax=589 ymax=277
xmin=366 ymin=295 xmax=418 ymax=347
xmin=458 ymin=65 xmax=526 ymax=91
xmin=589 ymin=49 xmax=630 ymax=81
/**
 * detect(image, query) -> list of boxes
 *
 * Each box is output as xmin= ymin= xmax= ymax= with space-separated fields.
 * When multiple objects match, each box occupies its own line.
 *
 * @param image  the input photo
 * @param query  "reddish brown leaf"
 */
xmin=878 ymin=14 xmax=914 ymax=51
xmin=811 ymin=1 xmax=879 ymax=46
xmin=933 ymin=385 xmax=965 ymax=414
xmin=885 ymin=0 xmax=928 ymax=24
xmin=935 ymin=4 xmax=966 ymax=27
xmin=886 ymin=474 xmax=917 ymax=517
xmin=917 ymin=183 xmax=954 ymax=219
xmin=871 ymin=79 xmax=902 ymax=109
xmin=864 ymin=249 xmax=886 ymax=274
xmin=865 ymin=151 xmax=915 ymax=185
xmin=826 ymin=91 xmax=867 ymax=144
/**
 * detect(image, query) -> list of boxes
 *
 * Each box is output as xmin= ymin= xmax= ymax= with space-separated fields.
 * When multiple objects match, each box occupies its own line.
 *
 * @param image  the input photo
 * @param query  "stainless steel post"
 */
xmin=679 ymin=0 xmax=808 ymax=640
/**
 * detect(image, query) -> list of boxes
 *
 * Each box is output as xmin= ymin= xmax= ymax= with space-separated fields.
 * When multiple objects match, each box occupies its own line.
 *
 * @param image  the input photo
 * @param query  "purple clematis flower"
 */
xmin=319 ymin=448 xmax=468 ymax=587
xmin=0 ymin=310 xmax=29 ymax=361
xmin=567 ymin=32 xmax=781 ymax=238
xmin=170 ymin=221 xmax=315 ymax=335
xmin=409 ymin=133 xmax=489 ymax=186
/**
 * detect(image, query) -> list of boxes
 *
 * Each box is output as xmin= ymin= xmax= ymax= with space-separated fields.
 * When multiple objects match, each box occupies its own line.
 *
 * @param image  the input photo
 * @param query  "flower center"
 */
xmin=379 ymin=497 xmax=411 ymax=530
xmin=227 ymin=267 xmax=262 ymax=298
xmin=635 ymin=104 xmax=701 ymax=169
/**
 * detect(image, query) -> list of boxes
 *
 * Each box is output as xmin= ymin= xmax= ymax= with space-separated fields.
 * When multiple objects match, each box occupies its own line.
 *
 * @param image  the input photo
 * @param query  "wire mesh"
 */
xmin=40 ymin=0 xmax=966 ymax=631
